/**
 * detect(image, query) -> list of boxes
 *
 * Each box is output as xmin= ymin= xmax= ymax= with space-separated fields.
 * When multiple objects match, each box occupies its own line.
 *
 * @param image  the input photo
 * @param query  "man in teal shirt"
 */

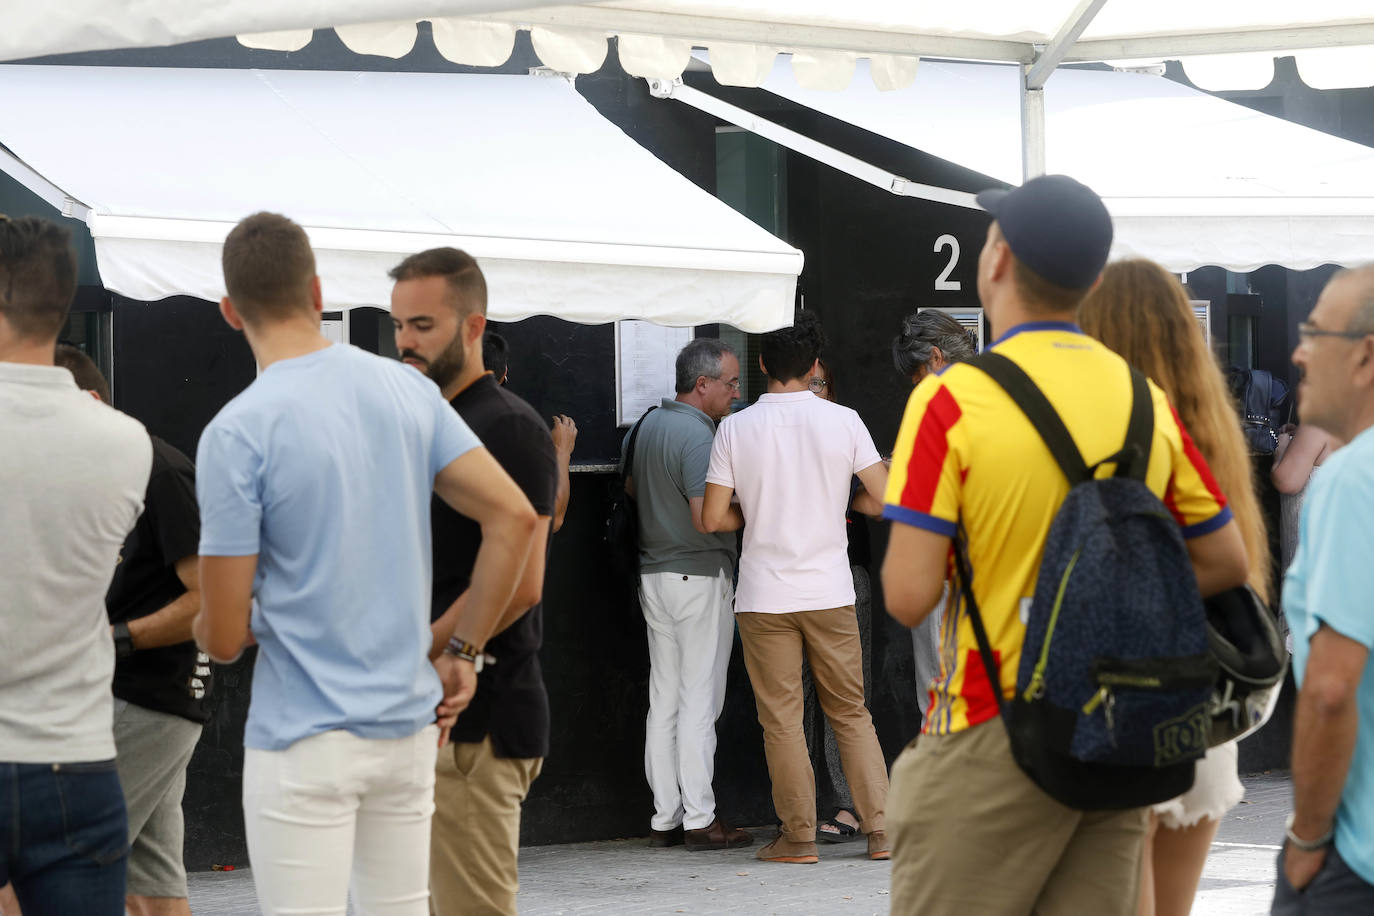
xmin=1274 ymin=265 xmax=1374 ymax=913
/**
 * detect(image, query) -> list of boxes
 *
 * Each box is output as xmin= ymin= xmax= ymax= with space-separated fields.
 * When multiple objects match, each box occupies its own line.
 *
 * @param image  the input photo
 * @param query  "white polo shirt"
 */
xmin=706 ymin=391 xmax=881 ymax=614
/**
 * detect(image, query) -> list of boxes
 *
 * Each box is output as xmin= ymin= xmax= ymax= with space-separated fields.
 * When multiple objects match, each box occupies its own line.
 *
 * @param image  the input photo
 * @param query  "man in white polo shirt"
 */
xmin=703 ymin=311 xmax=890 ymax=865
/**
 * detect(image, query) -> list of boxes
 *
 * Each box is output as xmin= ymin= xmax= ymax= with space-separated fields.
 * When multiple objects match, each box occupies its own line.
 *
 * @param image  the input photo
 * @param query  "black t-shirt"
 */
xmin=107 ymin=436 xmax=213 ymax=723
xmin=434 ymin=374 xmax=558 ymax=758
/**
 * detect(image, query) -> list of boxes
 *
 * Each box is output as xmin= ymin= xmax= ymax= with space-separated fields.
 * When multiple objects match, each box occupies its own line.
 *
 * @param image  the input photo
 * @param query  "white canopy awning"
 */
xmin=3 ymin=3 xmax=1374 ymax=92
xmin=723 ymin=57 xmax=1374 ymax=273
xmin=0 ymin=65 xmax=801 ymax=330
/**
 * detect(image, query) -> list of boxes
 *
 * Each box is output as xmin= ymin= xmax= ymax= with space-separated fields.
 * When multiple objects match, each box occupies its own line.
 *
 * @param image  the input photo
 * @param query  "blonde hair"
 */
xmin=1079 ymin=259 xmax=1270 ymax=604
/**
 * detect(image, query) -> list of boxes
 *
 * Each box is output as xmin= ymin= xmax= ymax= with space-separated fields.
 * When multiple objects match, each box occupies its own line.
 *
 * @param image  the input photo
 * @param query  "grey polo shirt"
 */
xmin=621 ymin=398 xmax=736 ymax=578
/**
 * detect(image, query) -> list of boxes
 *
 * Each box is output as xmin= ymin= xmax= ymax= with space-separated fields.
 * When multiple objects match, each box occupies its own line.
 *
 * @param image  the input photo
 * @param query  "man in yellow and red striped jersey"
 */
xmin=879 ymin=175 xmax=1249 ymax=916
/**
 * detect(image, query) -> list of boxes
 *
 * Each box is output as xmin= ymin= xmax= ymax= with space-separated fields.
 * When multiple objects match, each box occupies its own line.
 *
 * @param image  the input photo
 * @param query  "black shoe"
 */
xmin=685 ymin=817 xmax=754 ymax=851
xmin=648 ymin=825 xmax=685 ymax=847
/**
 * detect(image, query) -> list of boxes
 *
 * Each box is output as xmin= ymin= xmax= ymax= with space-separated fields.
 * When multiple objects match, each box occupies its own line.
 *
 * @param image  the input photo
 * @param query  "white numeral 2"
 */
xmin=934 ymin=234 xmax=961 ymax=291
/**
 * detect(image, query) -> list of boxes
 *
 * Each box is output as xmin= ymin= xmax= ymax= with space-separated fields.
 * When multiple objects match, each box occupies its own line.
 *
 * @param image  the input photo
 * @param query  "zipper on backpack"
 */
xmin=1023 ymin=548 xmax=1081 ymax=702
xmin=1082 ymin=685 xmax=1117 ymax=742
xmin=1098 ymin=672 xmax=1164 ymax=689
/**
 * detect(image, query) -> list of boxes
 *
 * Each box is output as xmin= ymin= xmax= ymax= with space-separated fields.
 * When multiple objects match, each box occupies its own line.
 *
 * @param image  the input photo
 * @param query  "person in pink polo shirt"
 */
xmin=702 ymin=311 xmax=891 ymax=865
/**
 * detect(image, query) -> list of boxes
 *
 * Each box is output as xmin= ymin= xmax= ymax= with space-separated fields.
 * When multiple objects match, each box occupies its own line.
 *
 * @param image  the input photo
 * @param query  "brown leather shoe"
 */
xmin=684 ymin=817 xmax=753 ymax=851
xmin=755 ymin=835 xmax=819 ymax=864
xmin=867 ymin=830 xmax=890 ymax=861
xmin=648 ymin=825 xmax=684 ymax=847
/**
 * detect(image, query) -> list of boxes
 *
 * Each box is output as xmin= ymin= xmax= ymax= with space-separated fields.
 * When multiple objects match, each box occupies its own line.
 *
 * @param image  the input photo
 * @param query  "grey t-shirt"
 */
xmin=621 ymin=398 xmax=736 ymax=578
xmin=0 ymin=361 xmax=151 ymax=763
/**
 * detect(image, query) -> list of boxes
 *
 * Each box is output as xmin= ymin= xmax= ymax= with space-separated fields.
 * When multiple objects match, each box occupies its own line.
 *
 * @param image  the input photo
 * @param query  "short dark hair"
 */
xmin=760 ymin=310 xmax=825 ymax=383
xmin=54 ymin=343 xmax=110 ymax=403
xmin=221 ymin=212 xmax=317 ymax=325
xmin=675 ymin=338 xmax=735 ymax=393
xmin=482 ymin=330 xmax=509 ymax=382
xmin=1012 ymin=254 xmax=1092 ymax=314
xmin=0 ymin=215 xmax=78 ymax=342
xmin=388 ymin=247 xmax=487 ymax=317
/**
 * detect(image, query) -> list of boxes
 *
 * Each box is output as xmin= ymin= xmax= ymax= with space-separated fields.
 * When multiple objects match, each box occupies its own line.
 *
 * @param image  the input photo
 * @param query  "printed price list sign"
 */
xmin=615 ymin=320 xmax=694 ymax=427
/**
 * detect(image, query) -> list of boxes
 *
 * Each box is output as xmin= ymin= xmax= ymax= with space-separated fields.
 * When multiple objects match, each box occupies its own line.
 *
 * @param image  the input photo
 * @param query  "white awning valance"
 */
xmin=0 ymin=65 xmax=801 ymax=330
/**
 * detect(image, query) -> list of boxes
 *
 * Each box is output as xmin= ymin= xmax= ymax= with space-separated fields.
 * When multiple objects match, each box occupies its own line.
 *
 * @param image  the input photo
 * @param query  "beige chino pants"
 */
xmin=889 ymin=719 xmax=1147 ymax=916
xmin=736 ymin=606 xmax=889 ymax=842
xmin=430 ymin=736 xmax=542 ymax=916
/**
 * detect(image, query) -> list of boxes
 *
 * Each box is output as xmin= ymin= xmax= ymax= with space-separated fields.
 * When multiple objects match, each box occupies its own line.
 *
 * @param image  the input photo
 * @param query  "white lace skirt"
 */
xmin=1151 ymin=740 xmax=1245 ymax=830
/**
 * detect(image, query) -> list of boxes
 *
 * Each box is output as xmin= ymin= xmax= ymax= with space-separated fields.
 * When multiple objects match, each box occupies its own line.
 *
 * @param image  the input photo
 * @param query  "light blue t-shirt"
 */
xmin=196 ymin=343 xmax=480 ymax=751
xmin=1283 ymin=423 xmax=1374 ymax=885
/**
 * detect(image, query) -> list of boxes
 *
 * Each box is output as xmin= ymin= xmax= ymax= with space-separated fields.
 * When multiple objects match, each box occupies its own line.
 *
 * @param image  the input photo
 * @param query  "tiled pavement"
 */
xmin=188 ymin=774 xmax=1293 ymax=916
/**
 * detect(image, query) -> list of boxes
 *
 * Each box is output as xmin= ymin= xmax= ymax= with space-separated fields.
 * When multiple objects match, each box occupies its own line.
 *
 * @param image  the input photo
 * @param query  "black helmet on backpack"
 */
xmin=1204 ymin=585 xmax=1289 ymax=746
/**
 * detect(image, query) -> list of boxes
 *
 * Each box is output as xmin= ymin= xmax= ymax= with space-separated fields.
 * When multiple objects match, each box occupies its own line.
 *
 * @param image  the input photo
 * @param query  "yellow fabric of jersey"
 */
xmin=882 ymin=323 xmax=1230 ymax=736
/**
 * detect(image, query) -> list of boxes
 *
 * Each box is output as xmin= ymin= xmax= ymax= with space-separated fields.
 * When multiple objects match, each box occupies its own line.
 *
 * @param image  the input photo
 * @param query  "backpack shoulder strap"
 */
xmin=1114 ymin=368 xmax=1154 ymax=482
xmin=621 ymin=405 xmax=659 ymax=481
xmin=968 ymin=352 xmax=1091 ymax=484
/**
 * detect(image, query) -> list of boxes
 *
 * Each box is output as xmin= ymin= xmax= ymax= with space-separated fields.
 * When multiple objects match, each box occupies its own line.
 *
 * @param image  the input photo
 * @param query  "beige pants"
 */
xmin=430 ymin=737 xmax=542 ymax=916
xmin=889 ymin=719 xmax=1147 ymax=916
xmin=736 ymin=607 xmax=888 ymax=842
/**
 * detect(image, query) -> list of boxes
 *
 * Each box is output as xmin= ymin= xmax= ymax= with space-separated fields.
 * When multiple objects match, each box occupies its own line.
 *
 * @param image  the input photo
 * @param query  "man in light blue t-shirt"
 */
xmin=191 ymin=213 xmax=537 ymax=916
xmin=1274 ymin=265 xmax=1374 ymax=914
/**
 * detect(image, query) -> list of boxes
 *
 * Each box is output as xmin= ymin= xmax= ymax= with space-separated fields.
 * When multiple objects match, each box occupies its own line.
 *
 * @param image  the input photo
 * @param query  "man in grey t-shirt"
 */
xmin=622 ymin=338 xmax=751 ymax=852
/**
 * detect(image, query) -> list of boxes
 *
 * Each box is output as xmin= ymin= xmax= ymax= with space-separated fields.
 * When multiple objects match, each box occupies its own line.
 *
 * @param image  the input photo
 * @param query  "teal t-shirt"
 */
xmin=1283 ymin=423 xmax=1374 ymax=885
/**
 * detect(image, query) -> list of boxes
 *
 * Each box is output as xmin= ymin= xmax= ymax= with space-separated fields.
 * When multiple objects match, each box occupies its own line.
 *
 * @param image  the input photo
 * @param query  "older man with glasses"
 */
xmin=621 ymin=337 xmax=752 ymax=853
xmin=1273 ymin=265 xmax=1374 ymax=914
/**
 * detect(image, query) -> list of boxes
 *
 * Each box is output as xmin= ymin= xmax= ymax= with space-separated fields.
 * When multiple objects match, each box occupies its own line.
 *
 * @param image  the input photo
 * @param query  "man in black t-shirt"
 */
xmin=54 ymin=345 xmax=210 ymax=916
xmin=389 ymin=250 xmax=556 ymax=916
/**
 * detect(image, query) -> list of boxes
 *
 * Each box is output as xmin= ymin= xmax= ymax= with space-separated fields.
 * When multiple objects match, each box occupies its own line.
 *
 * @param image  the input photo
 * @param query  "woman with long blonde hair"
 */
xmin=1079 ymin=259 xmax=1271 ymax=916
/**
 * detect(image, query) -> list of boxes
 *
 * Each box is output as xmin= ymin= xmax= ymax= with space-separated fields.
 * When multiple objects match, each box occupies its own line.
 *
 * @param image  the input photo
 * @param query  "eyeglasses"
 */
xmin=1297 ymin=322 xmax=1374 ymax=343
xmin=807 ymin=377 xmax=828 ymax=392
xmin=712 ymin=376 xmax=742 ymax=391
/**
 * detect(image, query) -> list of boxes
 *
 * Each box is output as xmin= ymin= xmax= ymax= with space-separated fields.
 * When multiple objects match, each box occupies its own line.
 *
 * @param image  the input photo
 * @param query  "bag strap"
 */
xmin=620 ymin=405 xmax=659 ymax=483
xmin=968 ymin=352 xmax=1090 ymax=484
xmin=1113 ymin=368 xmax=1154 ymax=482
xmin=950 ymin=523 xmax=1007 ymax=719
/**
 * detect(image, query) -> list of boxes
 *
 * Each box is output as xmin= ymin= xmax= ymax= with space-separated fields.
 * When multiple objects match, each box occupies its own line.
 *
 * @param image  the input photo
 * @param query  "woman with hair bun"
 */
xmin=890 ymin=310 xmax=978 ymax=726
xmin=891 ymin=309 xmax=977 ymax=385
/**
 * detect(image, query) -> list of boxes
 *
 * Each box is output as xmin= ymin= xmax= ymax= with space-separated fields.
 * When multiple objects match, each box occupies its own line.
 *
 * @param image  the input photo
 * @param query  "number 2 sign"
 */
xmin=934 ymin=234 xmax=961 ymax=291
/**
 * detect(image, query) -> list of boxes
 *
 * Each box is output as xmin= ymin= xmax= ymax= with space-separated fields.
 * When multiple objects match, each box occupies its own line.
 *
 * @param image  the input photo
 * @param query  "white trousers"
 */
xmin=243 ymin=726 xmax=439 ymax=916
xmin=640 ymin=569 xmax=735 ymax=831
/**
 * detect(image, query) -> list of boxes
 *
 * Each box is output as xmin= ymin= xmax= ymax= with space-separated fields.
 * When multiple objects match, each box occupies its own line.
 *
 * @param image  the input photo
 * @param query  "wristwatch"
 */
xmin=112 ymin=622 xmax=135 ymax=659
xmin=1285 ymin=814 xmax=1334 ymax=852
xmin=444 ymin=637 xmax=495 ymax=673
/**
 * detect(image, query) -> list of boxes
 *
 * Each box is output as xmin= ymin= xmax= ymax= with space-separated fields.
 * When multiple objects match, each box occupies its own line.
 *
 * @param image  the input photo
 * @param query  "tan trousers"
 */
xmin=889 ymin=719 xmax=1147 ymax=916
xmin=736 ymin=607 xmax=888 ymax=843
xmin=430 ymin=736 xmax=543 ymax=916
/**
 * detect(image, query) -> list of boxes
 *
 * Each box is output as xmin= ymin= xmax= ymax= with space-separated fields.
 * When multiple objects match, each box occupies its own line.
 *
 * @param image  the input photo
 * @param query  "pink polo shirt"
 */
xmin=706 ymin=391 xmax=882 ymax=614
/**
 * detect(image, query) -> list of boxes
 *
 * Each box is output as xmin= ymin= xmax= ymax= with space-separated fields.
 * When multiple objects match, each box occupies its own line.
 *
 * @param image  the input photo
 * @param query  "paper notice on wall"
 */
xmin=615 ymin=320 xmax=694 ymax=427
xmin=320 ymin=312 xmax=347 ymax=344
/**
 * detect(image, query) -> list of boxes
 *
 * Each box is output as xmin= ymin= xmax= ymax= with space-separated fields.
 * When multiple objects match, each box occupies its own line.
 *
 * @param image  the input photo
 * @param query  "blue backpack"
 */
xmin=956 ymin=353 xmax=1217 ymax=810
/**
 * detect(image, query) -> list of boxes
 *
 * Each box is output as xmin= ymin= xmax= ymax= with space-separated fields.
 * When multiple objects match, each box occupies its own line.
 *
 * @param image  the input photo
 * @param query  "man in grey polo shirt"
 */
xmin=622 ymin=338 xmax=752 ymax=852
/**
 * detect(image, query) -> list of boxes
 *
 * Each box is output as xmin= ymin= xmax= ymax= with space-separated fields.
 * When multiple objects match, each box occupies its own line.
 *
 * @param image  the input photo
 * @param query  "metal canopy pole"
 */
xmin=1019 ymin=0 xmax=1109 ymax=182
xmin=1020 ymin=66 xmax=1046 ymax=181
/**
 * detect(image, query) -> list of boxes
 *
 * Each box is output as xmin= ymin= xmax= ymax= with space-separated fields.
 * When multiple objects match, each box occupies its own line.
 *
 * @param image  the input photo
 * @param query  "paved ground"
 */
xmin=188 ymin=774 xmax=1292 ymax=915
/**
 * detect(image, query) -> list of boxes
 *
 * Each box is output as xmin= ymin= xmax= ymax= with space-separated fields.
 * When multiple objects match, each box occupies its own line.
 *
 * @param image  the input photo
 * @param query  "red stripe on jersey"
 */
xmin=1163 ymin=480 xmax=1185 ymax=526
xmin=899 ymin=385 xmax=962 ymax=514
xmin=1167 ymin=403 xmax=1227 ymax=508
xmin=960 ymin=647 xmax=1003 ymax=727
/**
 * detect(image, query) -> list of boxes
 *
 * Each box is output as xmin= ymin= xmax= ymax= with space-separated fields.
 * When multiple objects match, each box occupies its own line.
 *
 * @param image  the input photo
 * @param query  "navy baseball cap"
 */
xmin=975 ymin=175 xmax=1113 ymax=291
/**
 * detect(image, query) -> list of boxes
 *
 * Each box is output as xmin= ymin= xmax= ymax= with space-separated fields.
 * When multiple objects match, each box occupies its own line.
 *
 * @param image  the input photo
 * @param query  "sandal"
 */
xmin=817 ymin=808 xmax=862 ymax=844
